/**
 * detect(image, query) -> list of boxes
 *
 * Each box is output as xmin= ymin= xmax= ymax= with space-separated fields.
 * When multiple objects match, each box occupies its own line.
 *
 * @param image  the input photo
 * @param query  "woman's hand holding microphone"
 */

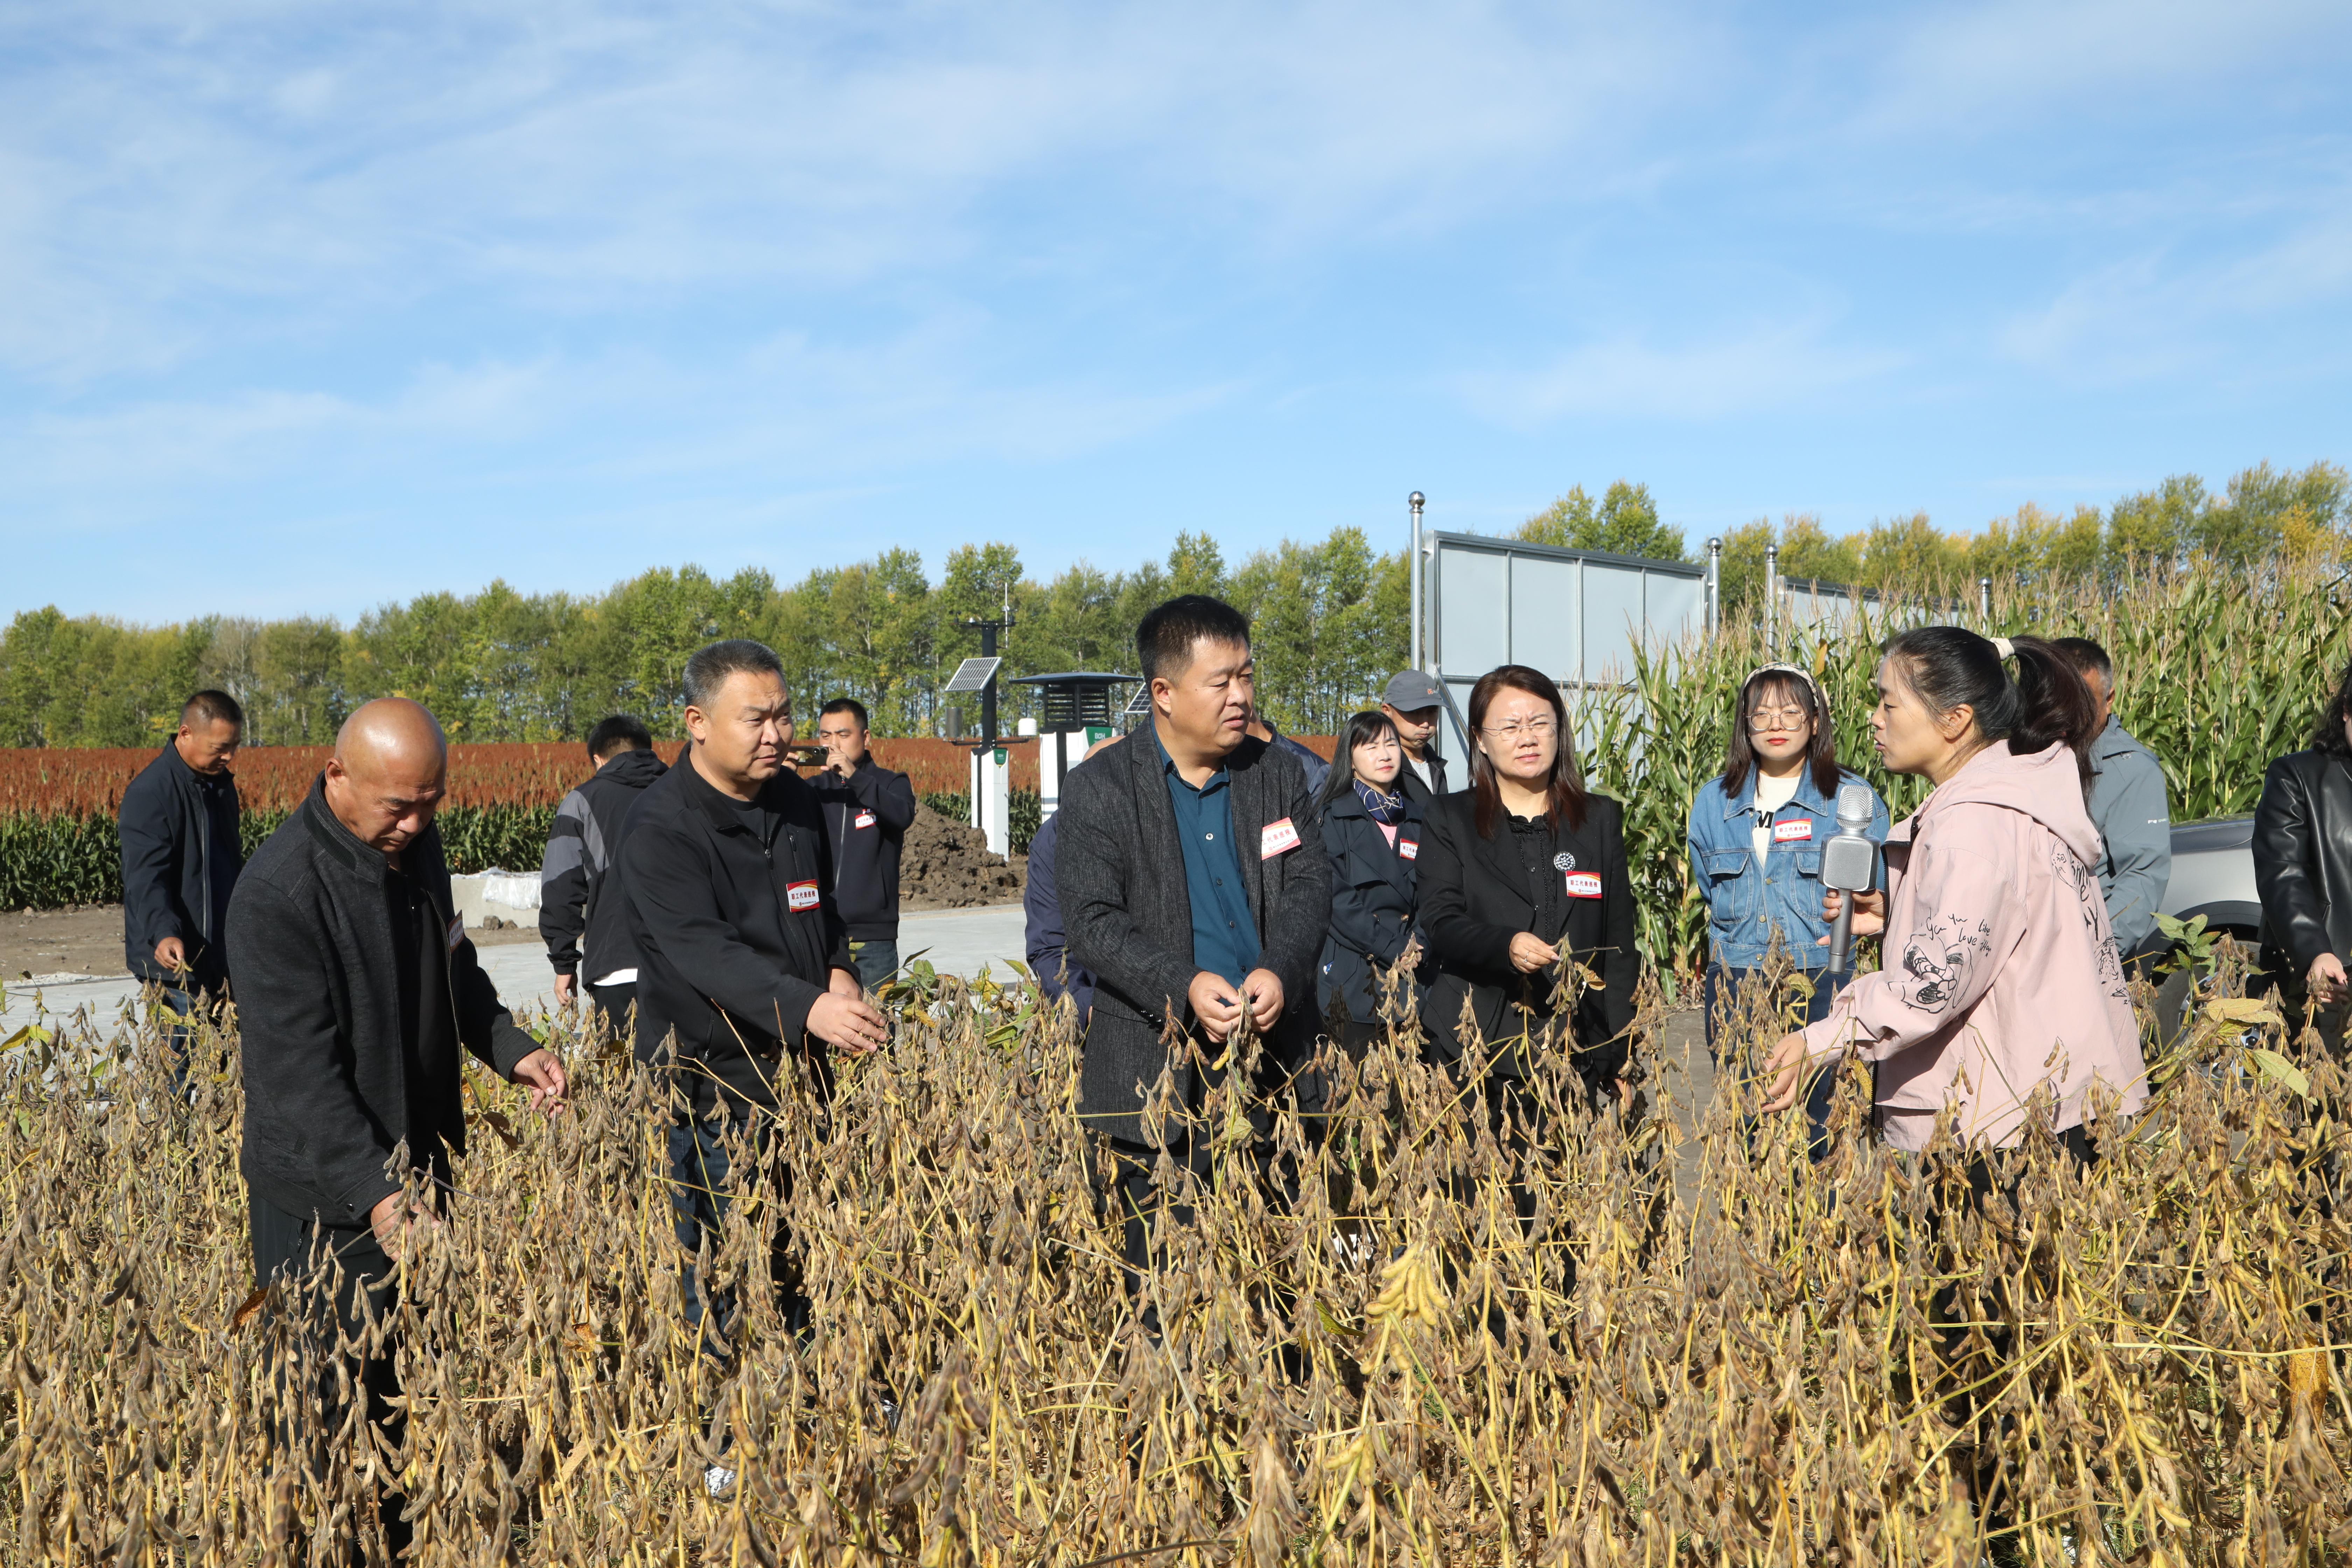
xmin=1818 ymin=887 xmax=1886 ymax=941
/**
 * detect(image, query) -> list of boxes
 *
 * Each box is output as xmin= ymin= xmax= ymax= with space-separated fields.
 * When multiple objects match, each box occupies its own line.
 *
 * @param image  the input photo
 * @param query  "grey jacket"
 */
xmin=1057 ymin=729 xmax=1331 ymax=1145
xmin=2084 ymin=715 xmax=2171 ymax=955
xmin=230 ymin=778 xmax=540 ymax=1228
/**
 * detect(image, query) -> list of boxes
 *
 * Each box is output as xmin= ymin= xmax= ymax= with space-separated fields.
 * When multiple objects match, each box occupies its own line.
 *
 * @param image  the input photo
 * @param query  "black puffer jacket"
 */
xmin=118 ymin=744 xmax=243 ymax=987
xmin=539 ymin=746 xmax=668 ymax=981
xmin=2254 ymin=748 xmax=2352 ymax=992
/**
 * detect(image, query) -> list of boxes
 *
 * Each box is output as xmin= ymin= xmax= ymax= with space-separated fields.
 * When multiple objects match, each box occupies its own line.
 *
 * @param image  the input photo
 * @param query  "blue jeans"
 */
xmin=668 ymin=1112 xmax=807 ymax=1360
xmin=154 ymin=984 xmax=218 ymax=1098
xmin=849 ymin=939 xmax=899 ymax=991
xmin=1703 ymin=965 xmax=1862 ymax=1161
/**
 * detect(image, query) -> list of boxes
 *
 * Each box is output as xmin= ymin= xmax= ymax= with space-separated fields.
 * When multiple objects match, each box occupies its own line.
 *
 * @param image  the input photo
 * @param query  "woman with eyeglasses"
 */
xmin=1418 ymin=665 xmax=1637 ymax=1118
xmin=1687 ymin=664 xmax=1888 ymax=1152
xmin=1312 ymin=710 xmax=1427 ymax=1058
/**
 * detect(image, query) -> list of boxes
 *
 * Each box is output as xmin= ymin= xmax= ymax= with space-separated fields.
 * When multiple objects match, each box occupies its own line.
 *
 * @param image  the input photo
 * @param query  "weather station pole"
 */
xmin=1409 ymin=492 xmax=1426 ymax=673
xmin=949 ymin=584 xmax=1019 ymax=854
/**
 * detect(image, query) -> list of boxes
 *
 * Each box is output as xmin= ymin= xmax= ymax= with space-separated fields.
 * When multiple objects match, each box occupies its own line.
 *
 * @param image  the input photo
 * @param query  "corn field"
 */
xmin=3 ymin=936 xmax=2348 ymax=1564
xmin=1573 ymin=559 xmax=2352 ymax=980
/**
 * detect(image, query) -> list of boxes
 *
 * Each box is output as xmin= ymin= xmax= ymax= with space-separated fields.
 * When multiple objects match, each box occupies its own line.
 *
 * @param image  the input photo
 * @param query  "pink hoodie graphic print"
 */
xmin=1799 ymin=739 xmax=2145 ymax=1150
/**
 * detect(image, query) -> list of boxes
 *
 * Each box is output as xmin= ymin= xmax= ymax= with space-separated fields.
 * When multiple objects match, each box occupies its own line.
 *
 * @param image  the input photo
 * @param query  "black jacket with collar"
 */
xmin=618 ymin=749 xmax=856 ymax=1112
xmin=118 ymin=742 xmax=244 ymax=987
xmin=2254 ymin=747 xmax=2352 ymax=986
xmin=810 ymin=758 xmax=919 ymax=940
xmin=1416 ymin=788 xmax=1637 ymax=1089
xmin=229 ymin=777 xmax=540 ymax=1228
xmin=1057 ymin=728 xmax=1332 ymax=1145
xmin=1315 ymin=784 xmax=1425 ymax=1026
xmin=538 ymin=746 xmax=668 ymax=980
xmin=1397 ymin=749 xmax=1450 ymax=806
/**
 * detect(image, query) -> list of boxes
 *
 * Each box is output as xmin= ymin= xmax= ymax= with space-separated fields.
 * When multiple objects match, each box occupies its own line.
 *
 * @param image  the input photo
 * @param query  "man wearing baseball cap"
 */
xmin=1380 ymin=670 xmax=1451 ymax=803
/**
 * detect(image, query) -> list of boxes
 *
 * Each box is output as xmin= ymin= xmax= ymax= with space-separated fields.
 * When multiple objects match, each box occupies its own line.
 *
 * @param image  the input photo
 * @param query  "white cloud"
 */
xmin=22 ymin=357 xmax=556 ymax=484
xmin=0 ymin=0 xmax=1707 ymax=377
xmin=1456 ymin=318 xmax=1900 ymax=424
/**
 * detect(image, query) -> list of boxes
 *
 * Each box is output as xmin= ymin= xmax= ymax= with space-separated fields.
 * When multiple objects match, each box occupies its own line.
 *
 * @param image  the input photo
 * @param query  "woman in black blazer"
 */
xmin=1418 ymin=664 xmax=1638 ymax=1111
xmin=1314 ymin=710 xmax=1427 ymax=1054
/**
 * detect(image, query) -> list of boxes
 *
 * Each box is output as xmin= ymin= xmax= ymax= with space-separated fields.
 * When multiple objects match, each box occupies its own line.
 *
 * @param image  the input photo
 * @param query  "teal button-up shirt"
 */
xmin=1153 ymin=724 xmax=1262 ymax=987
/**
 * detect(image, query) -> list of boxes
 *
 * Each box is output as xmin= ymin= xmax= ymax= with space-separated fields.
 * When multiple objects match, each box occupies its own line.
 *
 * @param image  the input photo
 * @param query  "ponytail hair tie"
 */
xmin=1991 ymin=636 xmax=2015 ymax=659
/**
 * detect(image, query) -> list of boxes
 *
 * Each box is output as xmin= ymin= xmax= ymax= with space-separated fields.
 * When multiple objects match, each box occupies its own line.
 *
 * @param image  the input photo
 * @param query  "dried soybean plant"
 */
xmin=2 ymin=948 xmax=2348 ymax=1564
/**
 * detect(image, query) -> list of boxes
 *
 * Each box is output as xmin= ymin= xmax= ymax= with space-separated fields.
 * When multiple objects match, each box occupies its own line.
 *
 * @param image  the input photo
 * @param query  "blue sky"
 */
xmin=4 ymin=0 xmax=2348 ymax=623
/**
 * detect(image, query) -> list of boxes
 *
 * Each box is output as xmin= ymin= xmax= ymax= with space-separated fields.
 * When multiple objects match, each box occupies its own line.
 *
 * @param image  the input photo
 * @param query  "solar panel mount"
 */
xmin=942 ymin=656 xmax=1003 ymax=694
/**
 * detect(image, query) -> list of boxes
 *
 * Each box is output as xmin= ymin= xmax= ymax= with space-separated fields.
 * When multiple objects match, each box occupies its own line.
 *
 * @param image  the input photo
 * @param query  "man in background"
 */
xmin=811 ymin=697 xmax=918 ymax=990
xmin=120 ymin=688 xmax=246 ymax=1086
xmin=2053 ymin=636 xmax=2172 ymax=960
xmin=1379 ymin=671 xmax=1450 ymax=804
xmin=1246 ymin=699 xmax=1331 ymax=797
xmin=540 ymin=713 xmax=667 ymax=1035
xmin=231 ymin=697 xmax=567 ymax=1555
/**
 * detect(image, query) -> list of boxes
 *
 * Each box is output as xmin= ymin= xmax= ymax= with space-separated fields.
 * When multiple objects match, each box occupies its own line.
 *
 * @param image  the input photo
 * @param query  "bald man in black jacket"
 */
xmin=230 ymin=697 xmax=566 ymax=1553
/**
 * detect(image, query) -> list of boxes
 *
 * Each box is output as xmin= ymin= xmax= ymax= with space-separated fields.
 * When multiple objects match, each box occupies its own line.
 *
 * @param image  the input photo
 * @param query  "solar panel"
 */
xmin=942 ymin=656 xmax=1003 ymax=694
xmin=1121 ymin=684 xmax=1153 ymax=719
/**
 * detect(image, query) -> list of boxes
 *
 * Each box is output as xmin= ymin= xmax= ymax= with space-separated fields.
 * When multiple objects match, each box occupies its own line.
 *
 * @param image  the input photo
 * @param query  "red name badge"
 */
xmin=1260 ymin=817 xmax=1301 ymax=859
xmin=1773 ymin=818 xmax=1814 ymax=843
xmin=854 ymin=811 xmax=877 ymax=830
xmin=445 ymin=916 xmax=465 ymax=953
xmin=1564 ymin=871 xmax=1604 ymax=899
xmin=786 ymin=879 xmax=820 ymax=913
xmin=1398 ymin=837 xmax=1420 ymax=861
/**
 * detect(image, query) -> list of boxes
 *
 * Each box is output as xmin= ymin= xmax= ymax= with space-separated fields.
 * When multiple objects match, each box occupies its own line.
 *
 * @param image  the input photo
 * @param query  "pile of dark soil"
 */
xmin=899 ymin=803 xmax=1024 ymax=910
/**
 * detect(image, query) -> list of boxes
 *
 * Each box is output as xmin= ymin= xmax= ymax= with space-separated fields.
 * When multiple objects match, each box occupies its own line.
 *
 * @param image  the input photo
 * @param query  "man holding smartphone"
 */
xmin=810 ymin=698 xmax=918 ymax=990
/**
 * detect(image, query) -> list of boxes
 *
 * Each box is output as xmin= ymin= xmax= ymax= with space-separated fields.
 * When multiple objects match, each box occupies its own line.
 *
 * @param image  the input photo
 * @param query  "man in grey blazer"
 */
xmin=1056 ymin=594 xmax=1331 ymax=1289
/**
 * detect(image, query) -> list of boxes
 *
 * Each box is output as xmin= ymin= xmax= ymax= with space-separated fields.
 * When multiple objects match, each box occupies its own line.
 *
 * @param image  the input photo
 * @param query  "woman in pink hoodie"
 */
xmin=1761 ymin=628 xmax=2146 ymax=1152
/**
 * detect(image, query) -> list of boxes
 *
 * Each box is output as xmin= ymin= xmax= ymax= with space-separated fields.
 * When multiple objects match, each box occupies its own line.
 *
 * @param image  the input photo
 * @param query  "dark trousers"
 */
xmin=1705 ymin=964 xmax=1860 ymax=1160
xmin=250 ymin=1194 xmax=410 ymax=1558
xmin=1933 ymin=1127 xmax=2095 ymax=1535
xmin=669 ymin=1110 xmax=807 ymax=1359
xmin=849 ymin=938 xmax=899 ymax=990
xmin=587 ymin=980 xmax=637 ymax=1040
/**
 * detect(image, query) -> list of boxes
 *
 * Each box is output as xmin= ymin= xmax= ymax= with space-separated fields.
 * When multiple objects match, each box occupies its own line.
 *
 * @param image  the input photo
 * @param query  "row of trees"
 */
xmin=0 ymin=528 xmax=1409 ymax=748
xmin=1 ymin=461 xmax=2339 ymax=749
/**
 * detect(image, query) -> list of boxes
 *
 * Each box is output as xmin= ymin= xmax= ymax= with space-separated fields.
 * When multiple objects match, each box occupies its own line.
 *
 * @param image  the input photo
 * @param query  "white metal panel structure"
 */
xmin=1777 ymin=576 xmax=1952 ymax=635
xmin=1422 ymin=531 xmax=1705 ymax=761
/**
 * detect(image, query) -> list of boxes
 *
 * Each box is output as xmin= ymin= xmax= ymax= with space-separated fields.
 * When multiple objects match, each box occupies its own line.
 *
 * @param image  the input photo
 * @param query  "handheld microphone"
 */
xmin=1821 ymin=782 xmax=1879 ymax=976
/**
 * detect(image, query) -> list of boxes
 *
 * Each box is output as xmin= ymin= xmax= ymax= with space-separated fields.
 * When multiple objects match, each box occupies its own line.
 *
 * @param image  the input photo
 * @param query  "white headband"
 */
xmin=1744 ymin=661 xmax=1827 ymax=711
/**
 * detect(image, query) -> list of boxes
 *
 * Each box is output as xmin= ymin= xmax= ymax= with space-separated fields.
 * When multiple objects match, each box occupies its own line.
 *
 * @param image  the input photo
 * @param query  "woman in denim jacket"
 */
xmin=1687 ymin=663 xmax=1888 ymax=1151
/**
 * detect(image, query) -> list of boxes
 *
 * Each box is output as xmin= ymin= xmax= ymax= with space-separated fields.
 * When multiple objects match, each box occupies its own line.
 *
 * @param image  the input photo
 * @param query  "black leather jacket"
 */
xmin=2253 ymin=748 xmax=2352 ymax=986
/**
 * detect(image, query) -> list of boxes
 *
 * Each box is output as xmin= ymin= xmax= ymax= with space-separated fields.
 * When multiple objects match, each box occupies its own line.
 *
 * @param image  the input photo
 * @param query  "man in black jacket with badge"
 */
xmin=539 ymin=712 xmax=667 ymax=1034
xmin=229 ymin=696 xmax=568 ymax=1554
xmin=1056 ymin=595 xmax=1330 ymax=1294
xmin=119 ymin=688 xmax=246 ymax=1085
xmin=810 ymin=697 xmax=918 ymax=989
xmin=620 ymin=639 xmax=887 ymax=1369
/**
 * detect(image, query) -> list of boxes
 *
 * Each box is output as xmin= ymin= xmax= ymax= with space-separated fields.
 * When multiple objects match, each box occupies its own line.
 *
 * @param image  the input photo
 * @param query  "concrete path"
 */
xmin=0 ymin=903 xmax=1033 ymax=1037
